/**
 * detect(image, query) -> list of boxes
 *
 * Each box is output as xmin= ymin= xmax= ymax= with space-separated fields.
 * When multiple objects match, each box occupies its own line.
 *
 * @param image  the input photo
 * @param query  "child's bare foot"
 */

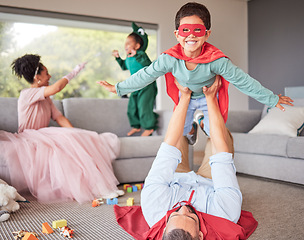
xmin=141 ymin=129 xmax=154 ymax=136
xmin=127 ymin=128 xmax=141 ymax=136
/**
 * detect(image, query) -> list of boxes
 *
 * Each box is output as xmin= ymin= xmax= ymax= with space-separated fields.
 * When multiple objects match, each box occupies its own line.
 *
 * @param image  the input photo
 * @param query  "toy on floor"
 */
xmin=52 ymin=219 xmax=67 ymax=229
xmin=92 ymin=198 xmax=104 ymax=207
xmin=123 ymin=183 xmax=144 ymax=193
xmin=42 ymin=222 xmax=54 ymax=234
xmin=127 ymin=198 xmax=134 ymax=206
xmin=12 ymin=230 xmax=38 ymax=240
xmin=106 ymin=198 xmax=118 ymax=205
xmin=0 ymin=179 xmax=26 ymax=221
xmin=22 ymin=232 xmax=39 ymax=240
xmin=0 ymin=210 xmax=10 ymax=222
xmin=59 ymin=226 xmax=74 ymax=238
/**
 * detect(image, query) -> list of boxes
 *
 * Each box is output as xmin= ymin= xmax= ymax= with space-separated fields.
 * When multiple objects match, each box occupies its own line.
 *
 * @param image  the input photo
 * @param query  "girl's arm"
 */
xmin=56 ymin=115 xmax=73 ymax=128
xmin=44 ymin=63 xmax=86 ymax=98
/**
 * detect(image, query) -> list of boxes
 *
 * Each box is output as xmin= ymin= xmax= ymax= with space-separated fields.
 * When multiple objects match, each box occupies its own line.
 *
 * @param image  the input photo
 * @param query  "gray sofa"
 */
xmin=0 ymin=97 xmax=193 ymax=186
xmin=226 ymin=102 xmax=304 ymax=185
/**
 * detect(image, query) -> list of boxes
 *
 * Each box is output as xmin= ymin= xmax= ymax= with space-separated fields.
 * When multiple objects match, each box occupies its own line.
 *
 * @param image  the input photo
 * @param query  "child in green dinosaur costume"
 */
xmin=112 ymin=22 xmax=158 ymax=136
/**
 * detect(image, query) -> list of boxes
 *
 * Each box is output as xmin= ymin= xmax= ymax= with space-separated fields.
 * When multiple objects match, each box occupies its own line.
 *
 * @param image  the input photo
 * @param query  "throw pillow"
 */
xmin=249 ymin=105 xmax=304 ymax=137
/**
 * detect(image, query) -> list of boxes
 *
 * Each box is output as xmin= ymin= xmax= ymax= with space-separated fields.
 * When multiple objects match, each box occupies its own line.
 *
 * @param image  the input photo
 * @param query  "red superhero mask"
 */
xmin=177 ymin=24 xmax=207 ymax=37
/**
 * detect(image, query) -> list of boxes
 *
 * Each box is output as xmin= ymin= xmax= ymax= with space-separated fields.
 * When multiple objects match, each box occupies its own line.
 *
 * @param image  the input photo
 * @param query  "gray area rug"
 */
xmin=0 ymin=186 xmax=140 ymax=240
xmin=1 ymin=175 xmax=304 ymax=239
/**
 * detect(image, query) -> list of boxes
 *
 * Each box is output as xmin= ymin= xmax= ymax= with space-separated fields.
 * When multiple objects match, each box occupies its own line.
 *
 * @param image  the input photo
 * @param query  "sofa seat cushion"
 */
xmin=232 ymin=132 xmax=289 ymax=157
xmin=118 ymin=136 xmax=164 ymax=159
xmin=287 ymin=137 xmax=304 ymax=160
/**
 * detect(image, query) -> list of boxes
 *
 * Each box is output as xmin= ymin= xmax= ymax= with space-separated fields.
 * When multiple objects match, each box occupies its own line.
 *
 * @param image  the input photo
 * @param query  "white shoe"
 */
xmin=116 ymin=190 xmax=125 ymax=196
xmin=0 ymin=211 xmax=10 ymax=222
xmin=102 ymin=191 xmax=119 ymax=199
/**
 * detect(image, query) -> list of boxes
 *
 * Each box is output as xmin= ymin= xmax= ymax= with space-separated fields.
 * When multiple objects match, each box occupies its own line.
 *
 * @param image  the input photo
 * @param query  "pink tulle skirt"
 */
xmin=0 ymin=127 xmax=120 ymax=203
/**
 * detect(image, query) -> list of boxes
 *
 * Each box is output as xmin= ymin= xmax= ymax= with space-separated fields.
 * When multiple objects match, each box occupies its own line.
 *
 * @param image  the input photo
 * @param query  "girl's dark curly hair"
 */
xmin=11 ymin=54 xmax=44 ymax=84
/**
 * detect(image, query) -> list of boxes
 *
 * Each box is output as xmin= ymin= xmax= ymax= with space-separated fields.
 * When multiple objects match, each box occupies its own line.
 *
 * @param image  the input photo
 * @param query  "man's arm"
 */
xmin=141 ymin=81 xmax=192 ymax=226
xmin=203 ymin=77 xmax=242 ymax=223
xmin=164 ymin=80 xmax=191 ymax=147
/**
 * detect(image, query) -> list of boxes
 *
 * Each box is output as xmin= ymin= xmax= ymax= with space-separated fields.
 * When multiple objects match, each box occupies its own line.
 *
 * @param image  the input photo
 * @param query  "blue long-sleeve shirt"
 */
xmin=141 ymin=142 xmax=242 ymax=227
xmin=116 ymin=53 xmax=279 ymax=108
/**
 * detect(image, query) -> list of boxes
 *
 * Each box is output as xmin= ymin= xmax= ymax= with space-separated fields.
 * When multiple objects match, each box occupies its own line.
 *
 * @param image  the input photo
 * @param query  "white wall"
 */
xmin=0 ymin=0 xmax=249 ymax=111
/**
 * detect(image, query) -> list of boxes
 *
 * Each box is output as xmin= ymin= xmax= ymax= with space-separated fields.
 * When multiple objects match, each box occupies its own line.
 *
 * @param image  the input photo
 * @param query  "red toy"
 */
xmin=59 ymin=226 xmax=74 ymax=238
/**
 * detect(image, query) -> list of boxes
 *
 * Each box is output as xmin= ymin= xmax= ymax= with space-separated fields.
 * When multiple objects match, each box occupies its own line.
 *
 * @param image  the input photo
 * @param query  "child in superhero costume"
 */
xmin=98 ymin=3 xmax=293 ymax=142
xmin=112 ymin=22 xmax=158 ymax=137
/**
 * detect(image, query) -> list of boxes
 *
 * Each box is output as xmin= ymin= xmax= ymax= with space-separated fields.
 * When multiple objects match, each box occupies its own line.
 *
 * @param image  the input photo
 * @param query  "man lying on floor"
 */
xmin=141 ymin=76 xmax=243 ymax=239
xmin=114 ymin=76 xmax=257 ymax=240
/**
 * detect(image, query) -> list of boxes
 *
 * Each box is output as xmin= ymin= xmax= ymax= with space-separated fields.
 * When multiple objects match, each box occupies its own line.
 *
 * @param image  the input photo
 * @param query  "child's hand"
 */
xmin=203 ymin=75 xmax=222 ymax=99
xmin=97 ymin=81 xmax=117 ymax=94
xmin=129 ymin=49 xmax=137 ymax=57
xmin=276 ymin=94 xmax=294 ymax=111
xmin=112 ymin=50 xmax=120 ymax=58
xmin=174 ymin=79 xmax=191 ymax=97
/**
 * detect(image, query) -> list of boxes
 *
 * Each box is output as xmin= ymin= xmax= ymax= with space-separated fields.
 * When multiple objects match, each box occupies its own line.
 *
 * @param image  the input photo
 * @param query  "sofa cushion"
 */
xmin=62 ymin=98 xmax=130 ymax=136
xmin=118 ymin=135 xmax=164 ymax=159
xmin=249 ymin=106 xmax=304 ymax=137
xmin=232 ymin=132 xmax=289 ymax=157
xmin=0 ymin=97 xmax=18 ymax=133
xmin=226 ymin=110 xmax=262 ymax=133
xmin=287 ymin=137 xmax=304 ymax=160
xmin=49 ymin=99 xmax=63 ymax=127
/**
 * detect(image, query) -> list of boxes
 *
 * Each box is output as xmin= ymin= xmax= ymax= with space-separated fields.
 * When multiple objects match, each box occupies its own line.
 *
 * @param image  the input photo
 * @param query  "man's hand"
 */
xmin=112 ymin=50 xmax=120 ymax=58
xmin=203 ymin=75 xmax=222 ymax=99
xmin=174 ymin=79 xmax=191 ymax=98
xmin=276 ymin=94 xmax=294 ymax=111
xmin=97 ymin=81 xmax=117 ymax=94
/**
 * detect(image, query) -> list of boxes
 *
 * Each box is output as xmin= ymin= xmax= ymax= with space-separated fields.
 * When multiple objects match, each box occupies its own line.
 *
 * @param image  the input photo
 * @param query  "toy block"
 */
xmin=92 ymin=198 xmax=104 ymax=207
xmin=42 ymin=222 xmax=54 ymax=234
xmin=106 ymin=198 xmax=118 ymax=205
xmin=135 ymin=184 xmax=142 ymax=190
xmin=140 ymin=183 xmax=144 ymax=189
xmin=127 ymin=186 xmax=133 ymax=193
xmin=52 ymin=219 xmax=67 ymax=229
xmin=23 ymin=232 xmax=39 ymax=240
xmin=123 ymin=184 xmax=131 ymax=190
xmin=132 ymin=185 xmax=138 ymax=192
xmin=127 ymin=197 xmax=134 ymax=206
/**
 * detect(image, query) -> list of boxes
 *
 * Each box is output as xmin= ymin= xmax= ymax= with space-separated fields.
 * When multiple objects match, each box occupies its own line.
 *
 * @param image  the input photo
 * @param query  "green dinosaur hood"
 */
xmin=132 ymin=22 xmax=149 ymax=52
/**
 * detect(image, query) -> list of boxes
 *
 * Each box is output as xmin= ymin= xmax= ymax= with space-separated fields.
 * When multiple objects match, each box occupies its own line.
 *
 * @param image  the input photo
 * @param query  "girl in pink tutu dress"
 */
xmin=0 ymin=54 xmax=124 ymax=203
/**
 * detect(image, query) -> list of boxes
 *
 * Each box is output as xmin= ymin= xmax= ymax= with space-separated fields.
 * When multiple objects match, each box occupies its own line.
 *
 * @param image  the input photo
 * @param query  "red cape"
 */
xmin=114 ymin=205 xmax=258 ymax=240
xmin=163 ymin=43 xmax=229 ymax=122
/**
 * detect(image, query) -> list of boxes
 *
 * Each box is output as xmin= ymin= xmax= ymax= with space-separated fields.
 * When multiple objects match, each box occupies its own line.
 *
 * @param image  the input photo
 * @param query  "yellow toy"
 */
xmin=127 ymin=197 xmax=134 ymax=206
xmin=52 ymin=219 xmax=67 ymax=229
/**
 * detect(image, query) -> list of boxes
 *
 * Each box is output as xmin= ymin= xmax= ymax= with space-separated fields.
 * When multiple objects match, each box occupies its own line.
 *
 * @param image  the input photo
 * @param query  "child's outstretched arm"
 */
xmin=276 ymin=94 xmax=294 ymax=111
xmin=97 ymin=81 xmax=117 ymax=94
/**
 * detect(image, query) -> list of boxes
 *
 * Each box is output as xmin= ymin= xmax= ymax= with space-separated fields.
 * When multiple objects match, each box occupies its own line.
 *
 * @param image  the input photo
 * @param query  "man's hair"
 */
xmin=128 ymin=32 xmax=144 ymax=49
xmin=162 ymin=229 xmax=200 ymax=240
xmin=175 ymin=2 xmax=211 ymax=30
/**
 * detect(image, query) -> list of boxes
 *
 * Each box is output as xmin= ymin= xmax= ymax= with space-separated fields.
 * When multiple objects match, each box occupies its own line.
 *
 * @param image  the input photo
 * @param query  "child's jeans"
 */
xmin=183 ymin=97 xmax=210 ymax=136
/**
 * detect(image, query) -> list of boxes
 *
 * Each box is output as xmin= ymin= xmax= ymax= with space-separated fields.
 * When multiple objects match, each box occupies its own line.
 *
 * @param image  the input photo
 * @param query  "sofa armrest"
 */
xmin=154 ymin=110 xmax=172 ymax=136
xmin=226 ymin=110 xmax=262 ymax=133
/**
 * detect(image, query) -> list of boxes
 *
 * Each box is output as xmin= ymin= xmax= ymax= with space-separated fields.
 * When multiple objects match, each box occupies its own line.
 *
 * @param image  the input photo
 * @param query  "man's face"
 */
xmin=165 ymin=205 xmax=203 ymax=239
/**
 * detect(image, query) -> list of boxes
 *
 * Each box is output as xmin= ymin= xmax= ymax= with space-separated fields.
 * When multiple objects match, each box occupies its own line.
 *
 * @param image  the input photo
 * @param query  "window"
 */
xmin=0 ymin=7 xmax=157 ymax=99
